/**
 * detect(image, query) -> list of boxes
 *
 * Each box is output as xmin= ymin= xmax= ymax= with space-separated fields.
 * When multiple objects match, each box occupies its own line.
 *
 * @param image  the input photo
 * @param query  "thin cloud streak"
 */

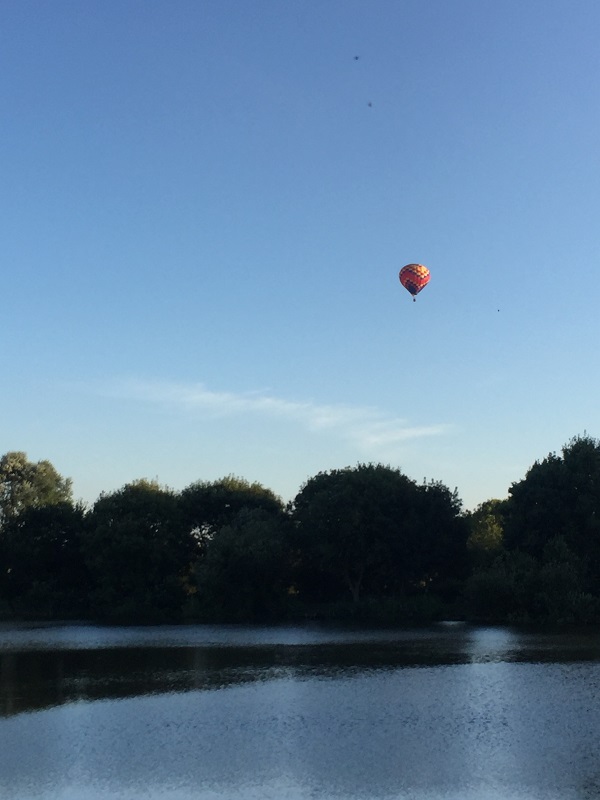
xmin=105 ymin=379 xmax=451 ymax=455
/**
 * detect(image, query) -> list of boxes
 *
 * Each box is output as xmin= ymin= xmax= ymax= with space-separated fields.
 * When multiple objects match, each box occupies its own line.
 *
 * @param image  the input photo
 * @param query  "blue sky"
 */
xmin=3 ymin=0 xmax=600 ymax=510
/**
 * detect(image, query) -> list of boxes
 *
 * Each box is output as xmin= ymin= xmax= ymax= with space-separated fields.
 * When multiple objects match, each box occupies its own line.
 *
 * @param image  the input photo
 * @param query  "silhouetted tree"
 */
xmin=193 ymin=507 xmax=293 ymax=621
xmin=180 ymin=475 xmax=283 ymax=546
xmin=291 ymin=464 xmax=466 ymax=607
xmin=411 ymin=480 xmax=469 ymax=601
xmin=84 ymin=480 xmax=196 ymax=622
xmin=0 ymin=503 xmax=89 ymax=617
xmin=504 ymin=434 xmax=600 ymax=590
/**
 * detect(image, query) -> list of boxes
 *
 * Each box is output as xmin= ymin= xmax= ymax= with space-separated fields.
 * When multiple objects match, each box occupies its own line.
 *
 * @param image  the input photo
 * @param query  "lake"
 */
xmin=1 ymin=621 xmax=600 ymax=800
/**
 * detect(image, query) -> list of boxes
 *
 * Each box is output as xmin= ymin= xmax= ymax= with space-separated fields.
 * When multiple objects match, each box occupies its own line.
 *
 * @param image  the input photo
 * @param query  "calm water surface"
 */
xmin=1 ymin=622 xmax=600 ymax=800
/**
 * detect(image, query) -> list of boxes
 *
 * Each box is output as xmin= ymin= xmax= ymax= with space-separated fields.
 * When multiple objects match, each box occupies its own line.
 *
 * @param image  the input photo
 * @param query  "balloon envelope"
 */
xmin=399 ymin=264 xmax=430 ymax=298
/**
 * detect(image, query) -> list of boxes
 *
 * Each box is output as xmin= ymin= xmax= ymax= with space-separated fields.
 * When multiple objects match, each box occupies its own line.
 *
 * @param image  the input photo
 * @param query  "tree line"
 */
xmin=1 ymin=435 xmax=600 ymax=625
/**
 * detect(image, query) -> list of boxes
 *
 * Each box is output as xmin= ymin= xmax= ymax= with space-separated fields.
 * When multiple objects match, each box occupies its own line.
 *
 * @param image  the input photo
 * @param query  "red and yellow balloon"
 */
xmin=399 ymin=264 xmax=430 ymax=301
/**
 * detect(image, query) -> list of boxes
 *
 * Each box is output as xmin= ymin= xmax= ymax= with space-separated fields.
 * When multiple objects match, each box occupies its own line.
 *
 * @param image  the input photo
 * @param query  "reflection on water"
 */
xmin=1 ymin=623 xmax=600 ymax=800
xmin=2 ymin=622 xmax=600 ymax=717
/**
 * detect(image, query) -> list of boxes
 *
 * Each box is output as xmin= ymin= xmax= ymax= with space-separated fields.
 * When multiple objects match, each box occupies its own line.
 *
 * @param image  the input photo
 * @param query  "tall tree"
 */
xmin=180 ymin=475 xmax=283 ymax=543
xmin=0 ymin=503 xmax=89 ymax=617
xmin=84 ymin=480 xmax=196 ymax=622
xmin=194 ymin=507 xmax=293 ymax=621
xmin=504 ymin=434 xmax=600 ymax=587
xmin=411 ymin=480 xmax=469 ymax=597
xmin=292 ymin=465 xmax=467 ymax=606
xmin=291 ymin=464 xmax=423 ymax=604
xmin=0 ymin=452 xmax=72 ymax=526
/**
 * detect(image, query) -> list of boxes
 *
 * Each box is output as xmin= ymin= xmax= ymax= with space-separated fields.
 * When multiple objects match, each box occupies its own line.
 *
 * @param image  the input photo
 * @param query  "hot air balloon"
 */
xmin=399 ymin=263 xmax=430 ymax=301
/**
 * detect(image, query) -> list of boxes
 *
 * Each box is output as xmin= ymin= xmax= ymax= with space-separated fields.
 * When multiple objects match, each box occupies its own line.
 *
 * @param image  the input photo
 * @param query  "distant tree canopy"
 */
xmin=464 ymin=435 xmax=600 ymax=624
xmin=290 ymin=464 xmax=468 ymax=606
xmin=0 ymin=452 xmax=72 ymax=525
xmin=466 ymin=499 xmax=506 ymax=569
xmin=85 ymin=480 xmax=196 ymax=622
xmin=193 ymin=506 xmax=293 ymax=622
xmin=180 ymin=475 xmax=284 ymax=543
xmin=504 ymin=435 xmax=600 ymax=586
xmin=179 ymin=477 xmax=289 ymax=621
xmin=0 ymin=502 xmax=89 ymax=617
xmin=4 ymin=439 xmax=600 ymax=626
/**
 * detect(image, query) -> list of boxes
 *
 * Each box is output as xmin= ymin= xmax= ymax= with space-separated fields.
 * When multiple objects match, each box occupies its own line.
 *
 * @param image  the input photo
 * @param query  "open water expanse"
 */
xmin=1 ymin=622 xmax=600 ymax=800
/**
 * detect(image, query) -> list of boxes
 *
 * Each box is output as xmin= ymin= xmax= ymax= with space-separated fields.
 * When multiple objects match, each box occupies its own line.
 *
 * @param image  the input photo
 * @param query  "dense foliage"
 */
xmin=3 ymin=437 xmax=600 ymax=625
xmin=0 ymin=452 xmax=72 ymax=524
xmin=291 ymin=465 xmax=467 ymax=609
xmin=464 ymin=435 xmax=600 ymax=624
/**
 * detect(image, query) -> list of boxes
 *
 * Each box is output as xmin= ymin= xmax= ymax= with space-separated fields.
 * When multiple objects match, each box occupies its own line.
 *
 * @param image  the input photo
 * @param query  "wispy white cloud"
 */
xmin=102 ymin=378 xmax=451 ymax=455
